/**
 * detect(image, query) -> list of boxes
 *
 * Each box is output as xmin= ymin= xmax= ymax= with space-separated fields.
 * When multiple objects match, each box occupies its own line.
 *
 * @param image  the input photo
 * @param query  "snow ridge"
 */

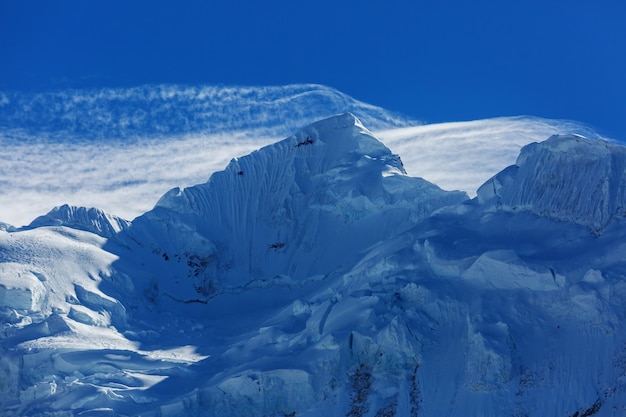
xmin=26 ymin=204 xmax=131 ymax=238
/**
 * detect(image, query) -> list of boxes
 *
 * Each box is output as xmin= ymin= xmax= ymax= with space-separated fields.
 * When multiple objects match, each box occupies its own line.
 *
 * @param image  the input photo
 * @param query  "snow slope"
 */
xmin=26 ymin=204 xmax=131 ymax=238
xmin=1 ymin=114 xmax=626 ymax=416
xmin=477 ymin=134 xmax=626 ymax=233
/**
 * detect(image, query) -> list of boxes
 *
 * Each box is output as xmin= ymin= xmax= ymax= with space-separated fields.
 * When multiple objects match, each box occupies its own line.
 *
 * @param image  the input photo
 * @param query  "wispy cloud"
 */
xmin=0 ymin=84 xmax=418 ymax=141
xmin=0 ymin=131 xmax=274 ymax=226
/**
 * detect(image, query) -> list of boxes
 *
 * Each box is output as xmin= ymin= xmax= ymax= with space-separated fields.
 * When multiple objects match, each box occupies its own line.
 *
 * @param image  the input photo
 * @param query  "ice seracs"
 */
xmin=0 ymin=263 xmax=46 ymax=313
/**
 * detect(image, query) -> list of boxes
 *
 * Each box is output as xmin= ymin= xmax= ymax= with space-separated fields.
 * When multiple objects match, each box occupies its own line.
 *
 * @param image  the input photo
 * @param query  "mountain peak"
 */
xmin=129 ymin=114 xmax=466 ymax=300
xmin=5 ymin=116 xmax=626 ymax=416
xmin=296 ymin=112 xmax=397 ymax=165
xmin=156 ymin=113 xmax=407 ymax=213
xmin=477 ymin=134 xmax=626 ymax=232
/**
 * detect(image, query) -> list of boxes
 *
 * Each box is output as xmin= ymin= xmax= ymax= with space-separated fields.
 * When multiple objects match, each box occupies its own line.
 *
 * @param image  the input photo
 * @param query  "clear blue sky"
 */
xmin=2 ymin=0 xmax=625 ymax=139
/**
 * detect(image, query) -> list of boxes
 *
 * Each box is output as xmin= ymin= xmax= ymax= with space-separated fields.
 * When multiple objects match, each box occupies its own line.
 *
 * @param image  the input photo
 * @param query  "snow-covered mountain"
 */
xmin=26 ymin=204 xmax=131 ymax=238
xmin=476 ymin=134 xmax=626 ymax=233
xmin=2 ymin=113 xmax=626 ymax=417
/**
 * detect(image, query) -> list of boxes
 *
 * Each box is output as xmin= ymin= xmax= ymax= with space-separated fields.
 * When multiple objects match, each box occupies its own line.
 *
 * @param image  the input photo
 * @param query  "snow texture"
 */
xmin=1 ymin=114 xmax=626 ymax=417
xmin=126 ymin=113 xmax=466 ymax=297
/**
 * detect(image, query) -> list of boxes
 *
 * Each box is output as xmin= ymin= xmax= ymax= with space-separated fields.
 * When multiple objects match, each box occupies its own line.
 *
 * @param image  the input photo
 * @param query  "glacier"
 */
xmin=1 ymin=113 xmax=626 ymax=416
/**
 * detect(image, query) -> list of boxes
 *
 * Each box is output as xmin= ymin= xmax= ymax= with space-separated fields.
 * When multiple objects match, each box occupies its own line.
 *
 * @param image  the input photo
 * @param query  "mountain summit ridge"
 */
xmin=0 ymin=84 xmax=609 ymax=228
xmin=25 ymin=204 xmax=131 ymax=238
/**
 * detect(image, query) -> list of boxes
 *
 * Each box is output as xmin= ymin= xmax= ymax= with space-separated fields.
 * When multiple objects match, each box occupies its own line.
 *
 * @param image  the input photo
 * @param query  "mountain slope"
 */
xmin=25 ymin=204 xmax=131 ymax=238
xmin=1 ymin=114 xmax=626 ymax=416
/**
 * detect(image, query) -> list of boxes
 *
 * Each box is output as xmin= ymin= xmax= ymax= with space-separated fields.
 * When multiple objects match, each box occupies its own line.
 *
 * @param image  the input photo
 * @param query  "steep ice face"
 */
xmin=0 ymin=263 xmax=46 ymax=313
xmin=26 ymin=204 xmax=131 ymax=238
xmin=477 ymin=134 xmax=626 ymax=232
xmin=125 ymin=113 xmax=468 ymax=299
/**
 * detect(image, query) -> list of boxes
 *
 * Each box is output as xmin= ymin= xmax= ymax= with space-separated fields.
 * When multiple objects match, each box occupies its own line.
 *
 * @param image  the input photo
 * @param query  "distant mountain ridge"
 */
xmin=0 ymin=83 xmax=609 ymax=228
xmin=0 ymin=84 xmax=418 ymax=140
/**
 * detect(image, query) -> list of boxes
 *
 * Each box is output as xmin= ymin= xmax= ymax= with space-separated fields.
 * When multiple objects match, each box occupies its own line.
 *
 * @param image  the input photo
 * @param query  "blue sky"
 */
xmin=2 ymin=0 xmax=625 ymax=139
